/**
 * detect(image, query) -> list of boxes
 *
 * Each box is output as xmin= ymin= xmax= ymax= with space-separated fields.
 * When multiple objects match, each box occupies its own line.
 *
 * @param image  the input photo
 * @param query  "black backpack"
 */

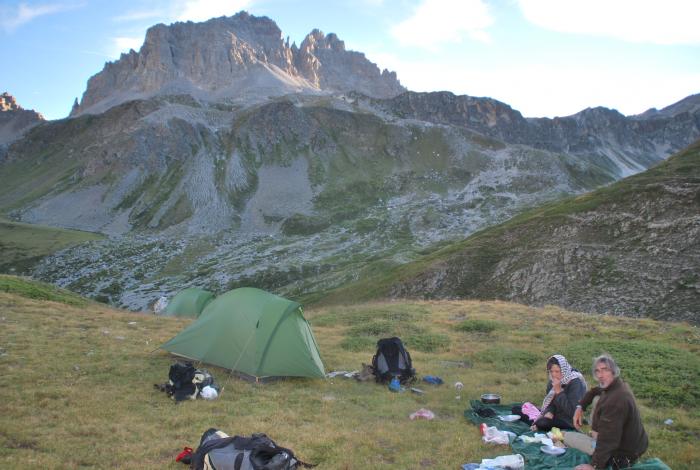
xmin=189 ymin=429 xmax=314 ymax=470
xmin=371 ymin=337 xmax=415 ymax=384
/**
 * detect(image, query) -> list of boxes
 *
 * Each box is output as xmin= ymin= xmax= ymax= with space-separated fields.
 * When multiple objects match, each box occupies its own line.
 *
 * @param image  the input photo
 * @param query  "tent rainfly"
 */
xmin=162 ymin=287 xmax=215 ymax=317
xmin=160 ymin=287 xmax=325 ymax=379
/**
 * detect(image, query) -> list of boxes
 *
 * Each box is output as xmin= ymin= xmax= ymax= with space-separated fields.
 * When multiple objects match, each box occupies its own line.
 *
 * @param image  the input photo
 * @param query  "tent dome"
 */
xmin=162 ymin=287 xmax=215 ymax=317
xmin=160 ymin=287 xmax=324 ymax=379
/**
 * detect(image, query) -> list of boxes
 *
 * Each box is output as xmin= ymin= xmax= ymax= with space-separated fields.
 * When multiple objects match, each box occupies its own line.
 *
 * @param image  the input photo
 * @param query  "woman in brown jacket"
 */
xmin=573 ymin=354 xmax=648 ymax=470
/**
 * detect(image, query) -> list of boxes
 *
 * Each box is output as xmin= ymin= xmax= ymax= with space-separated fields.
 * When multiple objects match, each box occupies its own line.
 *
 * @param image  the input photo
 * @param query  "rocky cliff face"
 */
xmin=72 ymin=12 xmax=405 ymax=116
xmin=0 ymin=92 xmax=44 ymax=147
xmin=388 ymin=140 xmax=700 ymax=324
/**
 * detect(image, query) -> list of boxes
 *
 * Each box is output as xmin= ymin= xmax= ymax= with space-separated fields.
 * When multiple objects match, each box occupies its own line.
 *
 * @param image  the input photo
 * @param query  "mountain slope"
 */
xmin=343 ymin=140 xmax=700 ymax=323
xmin=0 ymin=12 xmax=699 ymax=312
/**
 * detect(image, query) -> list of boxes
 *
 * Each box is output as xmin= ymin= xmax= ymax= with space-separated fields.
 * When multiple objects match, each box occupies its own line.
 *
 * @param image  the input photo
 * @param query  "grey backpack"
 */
xmin=190 ymin=429 xmax=314 ymax=470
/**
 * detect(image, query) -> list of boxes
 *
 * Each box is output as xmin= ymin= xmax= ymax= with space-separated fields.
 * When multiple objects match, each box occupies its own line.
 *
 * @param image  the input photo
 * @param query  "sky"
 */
xmin=1 ymin=0 xmax=699 ymax=120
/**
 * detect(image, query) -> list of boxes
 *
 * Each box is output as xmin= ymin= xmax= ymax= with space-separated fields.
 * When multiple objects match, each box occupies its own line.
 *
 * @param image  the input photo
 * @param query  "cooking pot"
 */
xmin=481 ymin=393 xmax=501 ymax=404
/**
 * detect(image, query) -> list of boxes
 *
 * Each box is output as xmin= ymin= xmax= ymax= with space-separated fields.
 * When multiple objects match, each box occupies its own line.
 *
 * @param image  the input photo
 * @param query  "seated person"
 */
xmin=530 ymin=354 xmax=587 ymax=432
xmin=574 ymin=354 xmax=648 ymax=470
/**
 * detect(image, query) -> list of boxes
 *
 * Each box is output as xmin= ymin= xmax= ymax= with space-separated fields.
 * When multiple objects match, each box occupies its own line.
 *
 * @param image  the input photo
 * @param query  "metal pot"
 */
xmin=481 ymin=393 xmax=501 ymax=404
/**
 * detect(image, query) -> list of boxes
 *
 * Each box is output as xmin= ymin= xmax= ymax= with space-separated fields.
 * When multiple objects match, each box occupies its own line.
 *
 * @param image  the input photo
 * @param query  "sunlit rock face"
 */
xmin=72 ymin=12 xmax=405 ymax=117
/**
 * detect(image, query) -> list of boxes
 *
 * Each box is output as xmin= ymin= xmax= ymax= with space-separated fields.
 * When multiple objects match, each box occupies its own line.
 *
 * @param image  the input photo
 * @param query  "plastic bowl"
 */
xmin=481 ymin=393 xmax=501 ymax=404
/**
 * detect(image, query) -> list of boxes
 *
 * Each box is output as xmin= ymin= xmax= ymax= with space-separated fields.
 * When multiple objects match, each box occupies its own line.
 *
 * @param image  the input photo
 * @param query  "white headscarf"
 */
xmin=541 ymin=354 xmax=586 ymax=411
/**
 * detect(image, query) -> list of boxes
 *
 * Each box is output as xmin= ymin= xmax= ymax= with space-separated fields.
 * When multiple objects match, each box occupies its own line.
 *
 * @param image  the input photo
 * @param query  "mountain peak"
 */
xmin=72 ymin=11 xmax=404 ymax=116
xmin=1 ymin=92 xmax=23 ymax=112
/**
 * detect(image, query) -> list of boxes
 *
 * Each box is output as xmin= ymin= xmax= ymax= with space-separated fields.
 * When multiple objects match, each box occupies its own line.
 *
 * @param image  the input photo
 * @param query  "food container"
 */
xmin=481 ymin=393 xmax=501 ymax=404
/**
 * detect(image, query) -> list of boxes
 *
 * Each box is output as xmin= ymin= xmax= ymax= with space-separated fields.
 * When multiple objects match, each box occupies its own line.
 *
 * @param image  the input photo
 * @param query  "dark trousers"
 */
xmin=533 ymin=415 xmax=573 ymax=432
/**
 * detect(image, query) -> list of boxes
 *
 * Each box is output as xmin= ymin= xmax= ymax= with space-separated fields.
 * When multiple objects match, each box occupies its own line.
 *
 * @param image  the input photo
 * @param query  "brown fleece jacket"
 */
xmin=580 ymin=378 xmax=648 ymax=469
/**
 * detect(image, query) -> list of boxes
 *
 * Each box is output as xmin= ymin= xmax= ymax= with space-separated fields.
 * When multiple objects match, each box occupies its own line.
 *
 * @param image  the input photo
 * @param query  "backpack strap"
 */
xmin=234 ymin=452 xmax=245 ymax=470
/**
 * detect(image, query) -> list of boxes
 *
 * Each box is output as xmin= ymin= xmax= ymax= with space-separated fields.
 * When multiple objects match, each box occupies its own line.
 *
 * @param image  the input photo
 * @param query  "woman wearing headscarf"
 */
xmin=531 ymin=354 xmax=587 ymax=432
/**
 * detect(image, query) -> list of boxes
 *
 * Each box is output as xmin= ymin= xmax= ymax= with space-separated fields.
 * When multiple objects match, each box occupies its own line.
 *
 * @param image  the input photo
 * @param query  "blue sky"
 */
xmin=2 ymin=0 xmax=699 ymax=120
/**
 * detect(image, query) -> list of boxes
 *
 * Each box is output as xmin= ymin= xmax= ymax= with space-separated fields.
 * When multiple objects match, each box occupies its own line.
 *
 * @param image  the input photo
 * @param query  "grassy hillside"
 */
xmin=0 ymin=217 xmax=103 ymax=274
xmin=0 ymin=276 xmax=698 ymax=469
xmin=315 ymin=139 xmax=700 ymax=321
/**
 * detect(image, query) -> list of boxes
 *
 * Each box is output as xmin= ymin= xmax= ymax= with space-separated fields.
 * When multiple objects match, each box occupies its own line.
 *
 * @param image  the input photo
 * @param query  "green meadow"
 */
xmin=0 ymin=277 xmax=698 ymax=469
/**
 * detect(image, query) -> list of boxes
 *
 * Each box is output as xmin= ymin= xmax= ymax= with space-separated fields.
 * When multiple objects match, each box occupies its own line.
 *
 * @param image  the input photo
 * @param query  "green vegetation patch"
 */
xmin=339 ymin=336 xmax=375 ymax=352
xmin=0 ymin=218 xmax=103 ymax=274
xmin=312 ymin=304 xmax=429 ymax=328
xmin=0 ymin=275 xmax=88 ymax=307
xmin=404 ymin=333 xmax=451 ymax=353
xmin=564 ymin=339 xmax=700 ymax=407
xmin=475 ymin=347 xmax=540 ymax=372
xmin=280 ymin=213 xmax=331 ymax=236
xmin=456 ymin=319 xmax=499 ymax=333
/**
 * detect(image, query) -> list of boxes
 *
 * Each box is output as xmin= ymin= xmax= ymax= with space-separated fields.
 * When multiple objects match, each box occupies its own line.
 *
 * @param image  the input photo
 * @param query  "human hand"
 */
xmin=544 ymin=412 xmax=554 ymax=419
xmin=574 ymin=407 xmax=584 ymax=429
xmin=574 ymin=465 xmax=594 ymax=470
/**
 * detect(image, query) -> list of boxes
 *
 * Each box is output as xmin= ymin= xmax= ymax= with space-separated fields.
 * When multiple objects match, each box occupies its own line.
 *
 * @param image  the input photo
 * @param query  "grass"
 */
xmin=0 ymin=217 xmax=103 ymax=274
xmin=0 ymin=278 xmax=698 ymax=469
xmin=0 ymin=274 xmax=89 ymax=307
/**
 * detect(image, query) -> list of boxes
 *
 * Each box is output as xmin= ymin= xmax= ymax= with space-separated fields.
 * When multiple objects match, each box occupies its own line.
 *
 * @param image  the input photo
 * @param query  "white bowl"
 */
xmin=498 ymin=414 xmax=521 ymax=422
xmin=540 ymin=445 xmax=566 ymax=456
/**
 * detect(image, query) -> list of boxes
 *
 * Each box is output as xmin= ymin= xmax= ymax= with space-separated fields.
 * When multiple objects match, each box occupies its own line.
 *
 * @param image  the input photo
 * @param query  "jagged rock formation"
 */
xmin=0 ymin=92 xmax=44 ymax=147
xmin=387 ymin=140 xmax=700 ymax=324
xmin=72 ymin=12 xmax=404 ymax=116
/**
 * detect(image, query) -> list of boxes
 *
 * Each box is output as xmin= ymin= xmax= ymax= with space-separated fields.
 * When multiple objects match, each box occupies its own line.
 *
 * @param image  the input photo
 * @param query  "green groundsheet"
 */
xmin=464 ymin=399 xmax=532 ymax=435
xmin=465 ymin=401 xmax=670 ymax=470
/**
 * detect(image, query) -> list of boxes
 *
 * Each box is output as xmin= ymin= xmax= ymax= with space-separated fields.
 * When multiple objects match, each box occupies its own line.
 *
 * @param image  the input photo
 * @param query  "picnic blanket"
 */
xmin=464 ymin=400 xmax=531 ymax=435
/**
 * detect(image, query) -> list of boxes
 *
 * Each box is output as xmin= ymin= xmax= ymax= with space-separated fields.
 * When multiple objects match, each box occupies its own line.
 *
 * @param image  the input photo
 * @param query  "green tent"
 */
xmin=160 ymin=287 xmax=325 ymax=379
xmin=162 ymin=288 xmax=215 ymax=317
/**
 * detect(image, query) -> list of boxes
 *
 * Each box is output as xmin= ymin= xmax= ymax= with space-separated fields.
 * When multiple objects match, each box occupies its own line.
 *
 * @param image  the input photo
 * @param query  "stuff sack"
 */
xmin=190 ymin=429 xmax=314 ymax=470
xmin=371 ymin=337 xmax=416 ymax=384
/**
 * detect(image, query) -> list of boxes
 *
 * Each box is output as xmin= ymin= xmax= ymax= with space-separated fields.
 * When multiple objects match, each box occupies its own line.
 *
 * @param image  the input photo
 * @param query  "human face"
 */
xmin=549 ymin=364 xmax=562 ymax=381
xmin=594 ymin=361 xmax=615 ymax=388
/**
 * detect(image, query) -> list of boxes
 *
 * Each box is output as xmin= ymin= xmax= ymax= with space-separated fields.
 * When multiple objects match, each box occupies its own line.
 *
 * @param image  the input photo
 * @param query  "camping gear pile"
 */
xmin=154 ymin=362 xmax=219 ymax=402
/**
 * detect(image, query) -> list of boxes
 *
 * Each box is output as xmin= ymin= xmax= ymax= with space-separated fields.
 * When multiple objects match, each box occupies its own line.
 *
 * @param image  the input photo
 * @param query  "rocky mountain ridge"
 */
xmin=0 ymin=92 xmax=44 ymax=147
xmin=72 ymin=12 xmax=404 ymax=117
xmin=373 ymin=91 xmax=700 ymax=177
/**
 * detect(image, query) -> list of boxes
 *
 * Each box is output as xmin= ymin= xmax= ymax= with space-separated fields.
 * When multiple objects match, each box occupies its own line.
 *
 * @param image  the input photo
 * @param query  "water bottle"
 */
xmin=389 ymin=376 xmax=401 ymax=392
